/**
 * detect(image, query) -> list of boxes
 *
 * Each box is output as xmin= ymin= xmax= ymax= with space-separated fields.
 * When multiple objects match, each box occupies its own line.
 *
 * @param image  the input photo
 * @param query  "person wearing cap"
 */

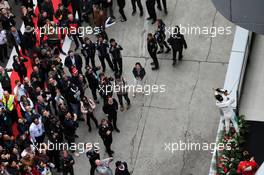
xmin=65 ymin=50 xmax=83 ymax=74
xmin=115 ymin=161 xmax=130 ymax=175
xmin=167 ymin=26 xmax=187 ymax=65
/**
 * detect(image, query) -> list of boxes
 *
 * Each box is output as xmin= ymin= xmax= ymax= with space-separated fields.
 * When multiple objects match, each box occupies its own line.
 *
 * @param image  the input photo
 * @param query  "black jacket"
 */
xmin=64 ymin=54 xmax=83 ymax=73
xmin=115 ymin=162 xmax=130 ymax=175
xmin=96 ymin=41 xmax=109 ymax=57
xmin=103 ymin=98 xmax=118 ymax=116
xmin=85 ymin=68 xmax=99 ymax=90
xmin=147 ymin=38 xmax=158 ymax=54
xmin=98 ymin=121 xmax=113 ymax=142
xmin=22 ymin=32 xmax=36 ymax=49
xmin=109 ymin=44 xmax=123 ymax=60
xmin=167 ymin=33 xmax=187 ymax=51
xmin=82 ymin=42 xmax=96 ymax=57
xmin=12 ymin=58 xmax=28 ymax=76
xmin=132 ymin=67 xmax=146 ymax=80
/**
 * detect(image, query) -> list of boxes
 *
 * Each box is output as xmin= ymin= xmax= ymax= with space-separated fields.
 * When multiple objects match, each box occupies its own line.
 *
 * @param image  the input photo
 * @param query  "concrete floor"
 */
xmin=71 ymin=0 xmax=235 ymax=175
xmin=5 ymin=0 xmax=235 ymax=174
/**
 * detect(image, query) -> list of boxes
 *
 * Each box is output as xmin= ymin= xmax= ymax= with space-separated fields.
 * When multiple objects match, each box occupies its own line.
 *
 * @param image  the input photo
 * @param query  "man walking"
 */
xmin=147 ymin=33 xmax=159 ymax=70
xmin=167 ymin=26 xmax=187 ymax=65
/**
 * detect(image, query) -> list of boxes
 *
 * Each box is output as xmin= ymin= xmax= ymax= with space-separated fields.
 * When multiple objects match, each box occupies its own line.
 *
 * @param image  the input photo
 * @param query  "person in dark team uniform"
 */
xmin=98 ymin=119 xmax=114 ymax=157
xmin=82 ymin=37 xmax=96 ymax=68
xmin=167 ymin=26 xmax=187 ymax=65
xmin=147 ymin=33 xmax=159 ymax=70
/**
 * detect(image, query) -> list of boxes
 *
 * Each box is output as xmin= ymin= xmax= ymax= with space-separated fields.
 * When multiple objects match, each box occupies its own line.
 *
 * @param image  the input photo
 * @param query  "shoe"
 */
xmin=95 ymin=100 xmax=99 ymax=104
xmin=164 ymin=9 xmax=168 ymax=15
xmin=75 ymin=134 xmax=79 ymax=138
xmin=152 ymin=67 xmax=159 ymax=70
xmin=111 ymin=16 xmax=116 ymax=20
xmin=120 ymin=18 xmax=127 ymax=22
xmin=146 ymin=17 xmax=152 ymax=20
xmin=74 ymin=47 xmax=79 ymax=51
xmin=150 ymin=62 xmax=155 ymax=65
xmin=120 ymin=106 xmax=124 ymax=112
xmin=105 ymin=17 xmax=116 ymax=28
xmin=165 ymin=48 xmax=171 ymax=53
xmin=115 ymin=128 xmax=120 ymax=133
xmin=151 ymin=20 xmax=156 ymax=24
xmin=78 ymin=117 xmax=85 ymax=121
xmin=88 ymin=128 xmax=92 ymax=132
xmin=140 ymin=12 xmax=143 ymax=17
xmin=172 ymin=61 xmax=176 ymax=66
xmin=132 ymin=11 xmax=136 ymax=16
xmin=74 ymin=152 xmax=80 ymax=157
xmin=157 ymin=50 xmax=164 ymax=54
xmin=126 ymin=104 xmax=131 ymax=110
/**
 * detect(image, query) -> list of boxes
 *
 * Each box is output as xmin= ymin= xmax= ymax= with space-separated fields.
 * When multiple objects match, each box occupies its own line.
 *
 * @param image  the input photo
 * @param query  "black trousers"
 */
xmin=90 ymin=165 xmax=97 ymax=175
xmin=172 ymin=48 xmax=183 ymax=61
xmin=149 ymin=52 xmax=159 ymax=68
xmin=119 ymin=5 xmax=127 ymax=20
xmin=35 ymin=134 xmax=45 ymax=144
xmin=108 ymin=113 xmax=118 ymax=129
xmin=63 ymin=166 xmax=74 ymax=175
xmin=156 ymin=0 xmax=167 ymax=10
xmin=72 ymin=3 xmax=82 ymax=21
xmin=131 ymin=0 xmax=143 ymax=13
xmin=146 ymin=0 xmax=156 ymax=21
xmin=0 ymin=43 xmax=7 ymax=62
xmin=158 ymin=40 xmax=170 ymax=51
xmin=117 ymin=93 xmax=130 ymax=107
xmin=99 ymin=54 xmax=114 ymax=72
xmin=85 ymin=54 xmax=96 ymax=68
xmin=103 ymin=139 xmax=113 ymax=156
xmin=90 ymin=88 xmax=98 ymax=101
xmin=112 ymin=58 xmax=123 ymax=75
xmin=72 ymin=34 xmax=84 ymax=49
xmin=86 ymin=112 xmax=98 ymax=130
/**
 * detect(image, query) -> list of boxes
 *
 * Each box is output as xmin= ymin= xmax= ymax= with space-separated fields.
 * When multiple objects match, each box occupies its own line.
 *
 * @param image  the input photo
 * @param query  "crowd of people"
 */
xmin=0 ymin=0 xmax=190 ymax=174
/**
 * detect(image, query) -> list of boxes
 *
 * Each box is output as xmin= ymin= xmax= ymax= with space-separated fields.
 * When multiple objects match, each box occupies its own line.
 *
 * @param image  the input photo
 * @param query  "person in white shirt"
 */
xmin=29 ymin=116 xmax=45 ymax=143
xmin=215 ymin=89 xmax=239 ymax=134
xmin=0 ymin=30 xmax=7 ymax=63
